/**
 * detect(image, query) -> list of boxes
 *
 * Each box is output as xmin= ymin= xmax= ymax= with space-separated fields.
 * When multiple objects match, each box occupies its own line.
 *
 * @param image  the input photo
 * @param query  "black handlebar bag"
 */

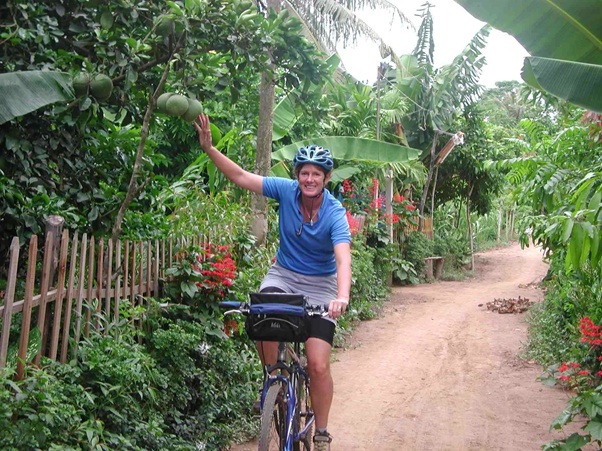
xmin=245 ymin=293 xmax=311 ymax=342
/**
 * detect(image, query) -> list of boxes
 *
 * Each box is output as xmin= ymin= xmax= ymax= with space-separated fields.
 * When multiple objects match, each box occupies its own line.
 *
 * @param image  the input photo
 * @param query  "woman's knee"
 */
xmin=308 ymin=356 xmax=330 ymax=378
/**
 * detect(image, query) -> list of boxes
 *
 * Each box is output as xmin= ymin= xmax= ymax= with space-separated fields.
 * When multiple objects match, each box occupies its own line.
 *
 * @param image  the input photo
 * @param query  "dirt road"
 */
xmin=231 ymin=243 xmax=584 ymax=450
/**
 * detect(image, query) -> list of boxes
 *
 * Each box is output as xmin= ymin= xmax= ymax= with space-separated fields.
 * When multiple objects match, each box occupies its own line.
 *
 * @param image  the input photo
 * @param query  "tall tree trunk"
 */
xmin=251 ymin=0 xmax=279 ymax=245
xmin=430 ymin=165 xmax=439 ymax=229
xmin=252 ymin=70 xmax=275 ymax=244
xmin=418 ymin=132 xmax=439 ymax=232
xmin=466 ymin=183 xmax=475 ymax=270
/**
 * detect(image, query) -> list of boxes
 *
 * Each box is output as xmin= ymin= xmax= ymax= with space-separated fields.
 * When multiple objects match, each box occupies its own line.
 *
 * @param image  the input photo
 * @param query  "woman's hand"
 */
xmin=329 ymin=298 xmax=348 ymax=319
xmin=194 ymin=113 xmax=213 ymax=152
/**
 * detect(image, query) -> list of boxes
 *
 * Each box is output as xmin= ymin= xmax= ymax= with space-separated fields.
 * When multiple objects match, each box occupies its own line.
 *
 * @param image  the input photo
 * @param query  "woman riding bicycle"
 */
xmin=195 ymin=114 xmax=351 ymax=451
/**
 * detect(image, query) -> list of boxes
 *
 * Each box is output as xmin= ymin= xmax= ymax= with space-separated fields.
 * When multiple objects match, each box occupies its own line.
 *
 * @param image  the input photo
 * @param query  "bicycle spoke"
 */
xmin=258 ymin=383 xmax=287 ymax=451
xmin=293 ymin=372 xmax=314 ymax=451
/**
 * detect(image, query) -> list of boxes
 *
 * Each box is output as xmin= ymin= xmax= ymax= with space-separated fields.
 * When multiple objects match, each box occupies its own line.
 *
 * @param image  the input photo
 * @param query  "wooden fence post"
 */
xmin=0 ymin=237 xmax=20 ymax=370
xmin=49 ymin=230 xmax=69 ymax=361
xmin=73 ymin=233 xmax=88 ymax=356
xmin=44 ymin=215 xmax=64 ymax=288
xmin=17 ymin=235 xmax=38 ymax=379
xmin=35 ymin=231 xmax=55 ymax=366
xmin=60 ymin=232 xmax=79 ymax=363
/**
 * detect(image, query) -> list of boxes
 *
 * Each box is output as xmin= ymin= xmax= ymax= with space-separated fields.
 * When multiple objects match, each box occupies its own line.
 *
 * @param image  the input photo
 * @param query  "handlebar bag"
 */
xmin=245 ymin=293 xmax=311 ymax=342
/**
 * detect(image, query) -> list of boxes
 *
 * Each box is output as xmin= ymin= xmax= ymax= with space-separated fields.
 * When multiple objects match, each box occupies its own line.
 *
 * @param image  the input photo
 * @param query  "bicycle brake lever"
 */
xmin=223 ymin=309 xmax=243 ymax=316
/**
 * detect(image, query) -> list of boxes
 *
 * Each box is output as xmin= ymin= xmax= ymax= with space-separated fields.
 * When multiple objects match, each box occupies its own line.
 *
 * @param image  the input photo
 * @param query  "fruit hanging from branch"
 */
xmin=165 ymin=94 xmax=189 ymax=116
xmin=72 ymin=73 xmax=90 ymax=97
xmin=156 ymin=92 xmax=203 ymax=121
xmin=181 ymin=98 xmax=203 ymax=122
xmin=89 ymin=74 xmax=113 ymax=101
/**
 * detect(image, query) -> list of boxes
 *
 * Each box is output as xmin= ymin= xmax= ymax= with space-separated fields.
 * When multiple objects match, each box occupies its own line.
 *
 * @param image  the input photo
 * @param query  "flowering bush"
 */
xmin=391 ymin=192 xmax=418 ymax=226
xmin=345 ymin=211 xmax=361 ymax=236
xmin=542 ymin=316 xmax=602 ymax=450
xmin=340 ymin=178 xmax=418 ymax=235
xmin=165 ymin=242 xmax=237 ymax=306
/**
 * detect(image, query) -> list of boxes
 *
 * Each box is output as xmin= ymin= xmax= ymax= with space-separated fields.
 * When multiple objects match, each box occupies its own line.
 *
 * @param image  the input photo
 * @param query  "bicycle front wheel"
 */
xmin=258 ymin=382 xmax=287 ymax=451
xmin=293 ymin=371 xmax=313 ymax=451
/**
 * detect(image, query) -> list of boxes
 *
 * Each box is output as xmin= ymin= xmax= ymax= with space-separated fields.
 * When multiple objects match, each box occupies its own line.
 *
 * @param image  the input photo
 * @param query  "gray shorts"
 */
xmin=260 ymin=262 xmax=338 ymax=323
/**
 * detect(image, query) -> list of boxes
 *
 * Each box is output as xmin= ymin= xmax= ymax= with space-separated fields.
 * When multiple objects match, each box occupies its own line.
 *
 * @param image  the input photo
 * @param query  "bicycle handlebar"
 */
xmin=219 ymin=300 xmax=329 ymax=318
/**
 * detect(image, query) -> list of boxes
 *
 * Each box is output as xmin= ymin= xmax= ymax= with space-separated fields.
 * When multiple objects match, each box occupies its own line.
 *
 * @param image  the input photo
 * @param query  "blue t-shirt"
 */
xmin=263 ymin=177 xmax=351 ymax=276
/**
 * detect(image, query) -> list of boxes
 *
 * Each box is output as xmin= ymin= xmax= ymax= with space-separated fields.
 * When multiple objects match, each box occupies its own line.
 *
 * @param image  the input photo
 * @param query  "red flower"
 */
xmin=393 ymin=193 xmax=404 ymax=203
xmin=346 ymin=210 xmax=361 ymax=236
xmin=190 ymin=243 xmax=236 ymax=298
xmin=342 ymin=179 xmax=354 ymax=193
xmin=405 ymin=204 xmax=417 ymax=211
xmin=384 ymin=213 xmax=400 ymax=224
xmin=579 ymin=317 xmax=602 ymax=347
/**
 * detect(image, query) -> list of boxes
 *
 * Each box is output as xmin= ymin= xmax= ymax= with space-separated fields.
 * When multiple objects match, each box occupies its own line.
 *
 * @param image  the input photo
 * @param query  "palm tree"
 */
xmin=282 ymin=0 xmax=412 ymax=64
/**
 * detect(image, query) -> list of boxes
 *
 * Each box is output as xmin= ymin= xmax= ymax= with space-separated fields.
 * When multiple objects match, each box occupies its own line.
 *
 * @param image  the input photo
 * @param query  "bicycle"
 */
xmin=220 ymin=292 xmax=329 ymax=451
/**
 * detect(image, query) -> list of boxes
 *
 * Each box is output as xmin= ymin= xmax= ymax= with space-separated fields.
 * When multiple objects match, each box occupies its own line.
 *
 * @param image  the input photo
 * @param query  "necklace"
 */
xmin=301 ymin=192 xmax=322 ymax=226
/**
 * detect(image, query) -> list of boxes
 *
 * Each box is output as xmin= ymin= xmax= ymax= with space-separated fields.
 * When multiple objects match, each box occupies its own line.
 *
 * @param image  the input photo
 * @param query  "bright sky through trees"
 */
xmin=337 ymin=0 xmax=529 ymax=87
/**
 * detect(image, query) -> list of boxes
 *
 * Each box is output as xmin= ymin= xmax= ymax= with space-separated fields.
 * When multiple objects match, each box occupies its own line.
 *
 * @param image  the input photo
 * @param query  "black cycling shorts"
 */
xmin=260 ymin=286 xmax=335 ymax=346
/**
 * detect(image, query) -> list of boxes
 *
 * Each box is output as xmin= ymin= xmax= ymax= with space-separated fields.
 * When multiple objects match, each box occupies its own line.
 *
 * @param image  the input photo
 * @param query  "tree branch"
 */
xmin=110 ymin=33 xmax=186 ymax=241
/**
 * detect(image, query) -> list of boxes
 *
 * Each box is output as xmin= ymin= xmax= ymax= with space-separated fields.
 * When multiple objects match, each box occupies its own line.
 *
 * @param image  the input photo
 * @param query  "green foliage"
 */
xmin=385 ymin=243 xmax=419 ymax=286
xmin=538 ymin=315 xmax=602 ymax=450
xmin=145 ymin=313 xmax=261 ymax=449
xmin=0 ymin=302 xmax=261 ymax=450
xmin=0 ymin=0 xmax=331 ymax=271
xmin=77 ymin=334 xmax=169 ymax=442
xmin=523 ymin=264 xmax=602 ymax=367
xmin=0 ymin=364 xmax=99 ymax=450
xmin=402 ymin=231 xmax=434 ymax=281
xmin=501 ymin=113 xmax=602 ymax=274
xmin=433 ymin=229 xmax=471 ymax=270
xmin=435 ymin=105 xmax=505 ymax=217
xmin=334 ymin=240 xmax=388 ymax=346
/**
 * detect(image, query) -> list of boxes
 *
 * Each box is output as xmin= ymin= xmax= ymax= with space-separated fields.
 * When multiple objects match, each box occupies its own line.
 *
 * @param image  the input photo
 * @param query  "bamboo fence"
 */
xmin=0 ymin=230 xmax=206 ymax=378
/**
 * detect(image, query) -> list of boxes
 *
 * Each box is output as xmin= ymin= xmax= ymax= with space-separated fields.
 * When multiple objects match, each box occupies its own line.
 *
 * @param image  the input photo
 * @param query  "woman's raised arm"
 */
xmin=194 ymin=114 xmax=263 ymax=194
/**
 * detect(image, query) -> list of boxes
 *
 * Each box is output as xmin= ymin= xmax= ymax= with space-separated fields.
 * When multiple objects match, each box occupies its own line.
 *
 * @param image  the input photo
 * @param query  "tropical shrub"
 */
xmin=540 ymin=317 xmax=602 ymax=451
xmin=0 ymin=364 xmax=103 ymax=450
xmin=402 ymin=231 xmax=434 ymax=281
xmin=524 ymin=263 xmax=602 ymax=367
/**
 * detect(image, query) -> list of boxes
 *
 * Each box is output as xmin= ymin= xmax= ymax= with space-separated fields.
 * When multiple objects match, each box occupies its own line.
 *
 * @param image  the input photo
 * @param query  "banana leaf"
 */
xmin=454 ymin=0 xmax=602 ymax=111
xmin=453 ymin=0 xmax=602 ymax=64
xmin=272 ymin=53 xmax=340 ymax=142
xmin=272 ymin=136 xmax=421 ymax=164
xmin=0 ymin=71 xmax=75 ymax=125
xmin=522 ymin=57 xmax=602 ymax=112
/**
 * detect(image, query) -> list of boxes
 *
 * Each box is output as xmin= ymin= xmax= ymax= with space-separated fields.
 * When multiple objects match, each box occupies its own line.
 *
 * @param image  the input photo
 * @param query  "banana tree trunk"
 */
xmin=418 ymin=132 xmax=439 ymax=232
xmin=467 ymin=182 xmax=475 ymax=270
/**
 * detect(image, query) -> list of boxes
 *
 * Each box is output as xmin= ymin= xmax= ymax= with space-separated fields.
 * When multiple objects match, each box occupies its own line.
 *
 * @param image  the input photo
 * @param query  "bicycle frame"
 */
xmin=220 ymin=296 xmax=327 ymax=451
xmin=261 ymin=341 xmax=314 ymax=451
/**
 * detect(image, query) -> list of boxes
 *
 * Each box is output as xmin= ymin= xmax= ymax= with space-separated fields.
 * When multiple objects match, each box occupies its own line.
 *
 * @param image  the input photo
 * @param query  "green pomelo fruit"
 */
xmin=181 ymin=98 xmax=204 ymax=122
xmin=73 ymin=73 xmax=90 ymax=97
xmin=165 ymin=94 xmax=189 ymax=116
xmin=157 ymin=92 xmax=174 ymax=113
xmin=90 ymin=74 xmax=113 ymax=101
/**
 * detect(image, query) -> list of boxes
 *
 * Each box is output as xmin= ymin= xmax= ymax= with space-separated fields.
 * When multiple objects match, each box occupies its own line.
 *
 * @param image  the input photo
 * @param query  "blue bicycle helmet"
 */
xmin=293 ymin=145 xmax=334 ymax=172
